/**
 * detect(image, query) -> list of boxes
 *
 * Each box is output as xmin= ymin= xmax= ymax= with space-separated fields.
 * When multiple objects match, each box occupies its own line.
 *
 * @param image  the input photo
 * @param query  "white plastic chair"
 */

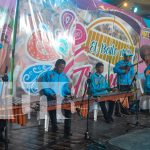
xmin=94 ymin=102 xmax=99 ymax=121
xmin=93 ymin=102 xmax=108 ymax=121
xmin=43 ymin=113 xmax=64 ymax=132
xmin=44 ymin=113 xmax=49 ymax=132
xmin=138 ymin=79 xmax=150 ymax=111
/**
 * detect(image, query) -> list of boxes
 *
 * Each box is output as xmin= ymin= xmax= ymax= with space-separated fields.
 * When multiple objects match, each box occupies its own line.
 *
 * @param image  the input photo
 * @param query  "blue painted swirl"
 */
xmin=20 ymin=64 xmax=52 ymax=95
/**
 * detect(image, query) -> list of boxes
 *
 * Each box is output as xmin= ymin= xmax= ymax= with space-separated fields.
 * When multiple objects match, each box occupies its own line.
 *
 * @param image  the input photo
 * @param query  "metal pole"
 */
xmin=10 ymin=0 xmax=20 ymax=95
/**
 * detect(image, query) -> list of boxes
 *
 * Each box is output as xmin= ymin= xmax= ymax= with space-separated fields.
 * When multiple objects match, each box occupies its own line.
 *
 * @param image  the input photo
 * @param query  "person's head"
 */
xmin=140 ymin=45 xmax=150 ymax=65
xmin=95 ymin=62 xmax=104 ymax=74
xmin=123 ymin=51 xmax=133 ymax=62
xmin=124 ymin=55 xmax=132 ymax=62
xmin=55 ymin=59 xmax=66 ymax=74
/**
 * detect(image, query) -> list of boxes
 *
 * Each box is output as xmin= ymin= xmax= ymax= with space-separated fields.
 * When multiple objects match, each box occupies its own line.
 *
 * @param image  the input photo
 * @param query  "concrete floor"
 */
xmin=0 ymin=111 xmax=150 ymax=150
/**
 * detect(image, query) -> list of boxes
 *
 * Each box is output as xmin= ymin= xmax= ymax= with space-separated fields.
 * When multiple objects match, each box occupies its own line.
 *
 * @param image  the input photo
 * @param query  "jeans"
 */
xmin=99 ymin=101 xmax=115 ymax=120
xmin=47 ymin=95 xmax=71 ymax=133
xmin=49 ymin=109 xmax=71 ymax=133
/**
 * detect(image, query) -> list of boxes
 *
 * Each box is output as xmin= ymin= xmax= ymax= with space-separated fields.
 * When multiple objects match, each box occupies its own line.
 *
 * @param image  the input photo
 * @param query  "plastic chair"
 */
xmin=138 ymin=79 xmax=150 ymax=111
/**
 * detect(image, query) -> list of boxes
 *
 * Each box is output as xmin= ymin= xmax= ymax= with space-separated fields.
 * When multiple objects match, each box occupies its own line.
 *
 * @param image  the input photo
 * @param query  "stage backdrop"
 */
xmin=1 ymin=0 xmax=149 ymax=97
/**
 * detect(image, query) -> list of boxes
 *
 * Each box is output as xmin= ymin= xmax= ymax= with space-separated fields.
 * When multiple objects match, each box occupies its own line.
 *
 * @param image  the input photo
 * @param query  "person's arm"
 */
xmin=104 ymin=78 xmax=110 ymax=91
xmin=90 ymin=74 xmax=96 ymax=94
xmin=130 ymin=65 xmax=135 ymax=79
xmin=145 ymin=74 xmax=150 ymax=90
xmin=113 ymin=61 xmax=126 ymax=74
xmin=100 ymin=77 xmax=110 ymax=92
xmin=62 ymin=75 xmax=71 ymax=96
xmin=41 ymin=72 xmax=55 ymax=96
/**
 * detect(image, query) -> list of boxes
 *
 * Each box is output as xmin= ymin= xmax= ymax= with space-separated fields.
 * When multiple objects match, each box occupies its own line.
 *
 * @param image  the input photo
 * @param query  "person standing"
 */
xmin=41 ymin=59 xmax=72 ymax=137
xmin=113 ymin=51 xmax=134 ymax=116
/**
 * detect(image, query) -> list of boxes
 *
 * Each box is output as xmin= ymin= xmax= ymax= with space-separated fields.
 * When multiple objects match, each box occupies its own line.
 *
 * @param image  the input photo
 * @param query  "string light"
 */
xmin=133 ymin=7 xmax=138 ymax=13
xmin=123 ymin=2 xmax=128 ymax=7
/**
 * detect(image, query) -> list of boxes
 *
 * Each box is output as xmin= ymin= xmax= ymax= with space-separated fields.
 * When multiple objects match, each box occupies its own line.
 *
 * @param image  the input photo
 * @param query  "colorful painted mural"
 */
xmin=0 ymin=0 xmax=150 ymax=98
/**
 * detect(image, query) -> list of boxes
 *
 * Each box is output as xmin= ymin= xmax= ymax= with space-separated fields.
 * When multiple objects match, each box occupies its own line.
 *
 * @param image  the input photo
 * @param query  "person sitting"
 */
xmin=140 ymin=45 xmax=150 ymax=95
xmin=90 ymin=62 xmax=115 ymax=123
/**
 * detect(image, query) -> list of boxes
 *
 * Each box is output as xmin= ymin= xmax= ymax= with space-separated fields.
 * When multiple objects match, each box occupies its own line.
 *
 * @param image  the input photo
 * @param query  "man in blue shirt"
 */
xmin=90 ymin=62 xmax=115 ymax=123
xmin=41 ymin=59 xmax=72 ymax=137
xmin=140 ymin=45 xmax=150 ymax=95
xmin=113 ymin=52 xmax=134 ymax=91
xmin=113 ymin=51 xmax=134 ymax=116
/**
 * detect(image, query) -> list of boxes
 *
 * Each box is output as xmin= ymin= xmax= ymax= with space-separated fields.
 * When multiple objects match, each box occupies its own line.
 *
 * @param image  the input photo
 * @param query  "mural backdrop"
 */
xmin=0 ymin=0 xmax=150 ymax=98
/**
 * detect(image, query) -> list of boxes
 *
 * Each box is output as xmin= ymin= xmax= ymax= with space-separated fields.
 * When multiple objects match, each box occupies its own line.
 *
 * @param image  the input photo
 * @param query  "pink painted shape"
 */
xmin=74 ymin=23 xmax=87 ymax=45
xmin=0 ymin=48 xmax=7 ymax=69
xmin=73 ymin=66 xmax=91 ymax=95
xmin=61 ymin=11 xmax=75 ymax=31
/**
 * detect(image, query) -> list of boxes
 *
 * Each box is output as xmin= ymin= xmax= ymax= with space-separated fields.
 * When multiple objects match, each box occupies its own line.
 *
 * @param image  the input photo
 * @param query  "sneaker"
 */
xmin=109 ymin=117 xmax=114 ymax=122
xmin=51 ymin=126 xmax=58 ymax=133
xmin=121 ymin=109 xmax=131 ymax=115
xmin=0 ymin=135 xmax=5 ymax=143
xmin=115 ymin=113 xmax=122 ymax=117
xmin=105 ymin=118 xmax=111 ymax=123
xmin=63 ymin=132 xmax=72 ymax=138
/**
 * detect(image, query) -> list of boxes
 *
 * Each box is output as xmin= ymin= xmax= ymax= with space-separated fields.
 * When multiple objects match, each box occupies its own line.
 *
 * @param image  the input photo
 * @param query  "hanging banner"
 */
xmin=11 ymin=0 xmax=149 ymax=97
xmin=0 ymin=0 xmax=17 ymax=74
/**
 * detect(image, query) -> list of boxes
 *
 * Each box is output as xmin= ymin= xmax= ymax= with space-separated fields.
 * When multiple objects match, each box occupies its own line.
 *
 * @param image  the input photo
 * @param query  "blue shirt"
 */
xmin=41 ymin=69 xmax=71 ymax=97
xmin=113 ymin=60 xmax=134 ymax=85
xmin=90 ymin=72 xmax=108 ymax=96
xmin=144 ymin=64 xmax=150 ymax=94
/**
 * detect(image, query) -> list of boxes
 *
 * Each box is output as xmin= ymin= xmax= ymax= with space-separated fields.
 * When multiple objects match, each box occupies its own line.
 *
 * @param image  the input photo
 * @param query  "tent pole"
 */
xmin=10 ymin=0 xmax=20 ymax=95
